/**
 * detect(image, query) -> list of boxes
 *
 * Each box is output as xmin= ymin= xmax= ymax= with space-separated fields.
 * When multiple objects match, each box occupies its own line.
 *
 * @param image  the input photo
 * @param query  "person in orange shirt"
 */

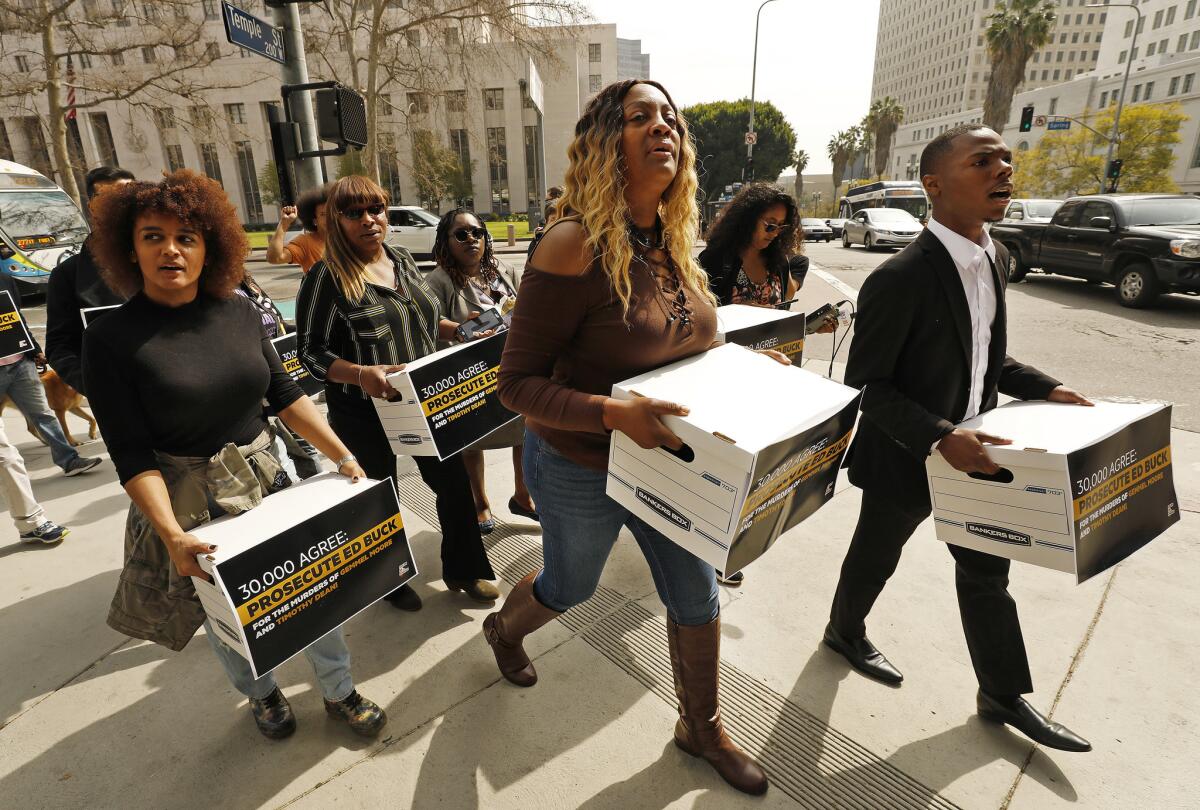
xmin=267 ymin=184 xmax=328 ymax=273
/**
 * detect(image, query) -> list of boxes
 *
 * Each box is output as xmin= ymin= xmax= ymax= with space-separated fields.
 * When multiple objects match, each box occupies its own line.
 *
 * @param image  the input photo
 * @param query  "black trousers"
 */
xmin=327 ymin=394 xmax=495 ymax=582
xmin=829 ymin=489 xmax=1033 ymax=696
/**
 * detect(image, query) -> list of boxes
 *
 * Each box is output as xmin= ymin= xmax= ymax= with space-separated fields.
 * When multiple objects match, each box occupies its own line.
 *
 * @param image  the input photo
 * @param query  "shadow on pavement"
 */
xmin=1012 ymin=274 xmax=1200 ymax=328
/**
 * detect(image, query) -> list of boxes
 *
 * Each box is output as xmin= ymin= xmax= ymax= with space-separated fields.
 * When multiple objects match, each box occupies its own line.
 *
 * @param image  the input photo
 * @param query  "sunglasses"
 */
xmin=452 ymin=226 xmax=488 ymax=243
xmin=762 ymin=221 xmax=793 ymax=234
xmin=338 ymin=202 xmax=386 ymax=220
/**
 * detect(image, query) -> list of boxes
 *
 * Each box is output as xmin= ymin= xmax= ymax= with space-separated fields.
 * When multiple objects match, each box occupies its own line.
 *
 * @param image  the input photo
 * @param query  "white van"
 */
xmin=0 ymin=160 xmax=90 ymax=294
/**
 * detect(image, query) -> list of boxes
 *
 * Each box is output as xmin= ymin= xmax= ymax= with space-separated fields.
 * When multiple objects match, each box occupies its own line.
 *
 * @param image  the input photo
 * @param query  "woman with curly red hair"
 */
xmin=83 ymin=170 xmax=386 ymax=741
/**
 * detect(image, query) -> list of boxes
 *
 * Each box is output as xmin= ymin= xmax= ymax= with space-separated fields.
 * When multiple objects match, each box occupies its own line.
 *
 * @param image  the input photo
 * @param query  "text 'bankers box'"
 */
xmin=190 ymin=474 xmax=416 ymax=679
xmin=373 ymin=331 xmax=518 ymax=460
xmin=607 ymin=344 xmax=860 ymax=573
xmin=715 ymin=303 xmax=806 ymax=364
xmin=927 ymin=400 xmax=1179 ymax=584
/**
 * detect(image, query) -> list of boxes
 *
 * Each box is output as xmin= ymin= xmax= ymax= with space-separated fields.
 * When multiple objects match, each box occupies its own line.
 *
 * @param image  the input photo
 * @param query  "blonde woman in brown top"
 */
xmin=486 ymin=79 xmax=769 ymax=796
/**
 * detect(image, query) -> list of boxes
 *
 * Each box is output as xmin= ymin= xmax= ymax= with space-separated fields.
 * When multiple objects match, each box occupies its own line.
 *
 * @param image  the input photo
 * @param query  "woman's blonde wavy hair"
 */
xmin=321 ymin=175 xmax=389 ymax=302
xmin=558 ymin=79 xmax=712 ymax=313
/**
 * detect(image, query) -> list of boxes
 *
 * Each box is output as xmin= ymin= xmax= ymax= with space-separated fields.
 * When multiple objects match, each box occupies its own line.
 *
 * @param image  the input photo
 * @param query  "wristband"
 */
xmin=357 ymin=364 xmax=366 ymax=389
xmin=335 ymin=455 xmax=357 ymax=467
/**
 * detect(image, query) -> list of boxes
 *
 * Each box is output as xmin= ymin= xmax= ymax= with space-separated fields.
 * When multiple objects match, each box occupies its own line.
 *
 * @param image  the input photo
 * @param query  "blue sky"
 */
xmin=586 ymin=0 xmax=882 ymax=175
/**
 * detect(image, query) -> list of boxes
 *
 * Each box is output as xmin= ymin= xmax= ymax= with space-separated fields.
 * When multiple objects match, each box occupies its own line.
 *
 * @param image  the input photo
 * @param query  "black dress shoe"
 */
xmin=822 ymin=623 xmax=904 ymax=684
xmin=249 ymin=687 xmax=296 ymax=739
xmin=383 ymin=583 xmax=423 ymax=612
xmin=977 ymin=691 xmax=1092 ymax=752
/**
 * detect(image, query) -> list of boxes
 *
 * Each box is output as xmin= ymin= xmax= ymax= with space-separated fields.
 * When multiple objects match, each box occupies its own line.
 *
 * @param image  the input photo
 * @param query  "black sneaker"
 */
xmin=249 ymin=687 xmax=296 ymax=739
xmin=63 ymin=457 xmax=102 ymax=477
xmin=716 ymin=569 xmax=745 ymax=587
xmin=19 ymin=520 xmax=68 ymax=545
xmin=383 ymin=583 xmax=422 ymax=612
xmin=324 ymin=690 xmax=387 ymax=737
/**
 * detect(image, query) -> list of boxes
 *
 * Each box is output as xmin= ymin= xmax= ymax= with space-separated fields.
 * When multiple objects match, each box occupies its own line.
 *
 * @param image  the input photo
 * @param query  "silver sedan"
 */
xmin=800 ymin=218 xmax=833 ymax=242
xmin=841 ymin=208 xmax=924 ymax=250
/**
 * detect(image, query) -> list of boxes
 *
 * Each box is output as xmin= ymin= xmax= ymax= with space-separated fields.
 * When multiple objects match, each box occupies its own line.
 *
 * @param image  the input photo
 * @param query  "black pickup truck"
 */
xmin=990 ymin=193 xmax=1200 ymax=308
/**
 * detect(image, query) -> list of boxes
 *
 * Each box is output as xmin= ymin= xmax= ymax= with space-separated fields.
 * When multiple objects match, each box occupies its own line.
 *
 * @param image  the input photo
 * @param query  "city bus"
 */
xmin=838 ymin=180 xmax=929 ymax=222
xmin=0 ymin=159 xmax=90 ymax=294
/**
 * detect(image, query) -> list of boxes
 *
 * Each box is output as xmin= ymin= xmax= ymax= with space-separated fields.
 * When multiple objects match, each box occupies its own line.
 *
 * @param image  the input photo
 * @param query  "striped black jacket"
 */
xmin=296 ymin=244 xmax=441 ymax=399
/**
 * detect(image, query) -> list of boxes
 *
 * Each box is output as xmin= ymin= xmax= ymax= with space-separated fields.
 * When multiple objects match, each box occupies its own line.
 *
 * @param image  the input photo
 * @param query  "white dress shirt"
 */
xmin=925 ymin=217 xmax=997 ymax=420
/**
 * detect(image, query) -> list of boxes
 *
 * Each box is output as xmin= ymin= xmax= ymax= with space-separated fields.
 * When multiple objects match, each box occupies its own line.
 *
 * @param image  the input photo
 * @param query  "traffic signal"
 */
xmin=315 ymin=84 xmax=368 ymax=150
xmin=1019 ymin=105 xmax=1035 ymax=133
xmin=1107 ymin=159 xmax=1123 ymax=181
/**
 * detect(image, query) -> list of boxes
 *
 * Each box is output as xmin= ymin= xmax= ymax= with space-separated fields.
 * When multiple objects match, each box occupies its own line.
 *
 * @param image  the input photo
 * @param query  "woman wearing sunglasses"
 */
xmin=699 ymin=182 xmax=804 ymax=308
xmin=425 ymin=209 xmax=536 ymax=536
xmin=296 ymin=176 xmax=499 ymax=608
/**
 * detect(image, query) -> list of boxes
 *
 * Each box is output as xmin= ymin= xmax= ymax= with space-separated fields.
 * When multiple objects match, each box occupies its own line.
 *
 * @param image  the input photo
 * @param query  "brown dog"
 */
xmin=0 ymin=366 xmax=99 ymax=447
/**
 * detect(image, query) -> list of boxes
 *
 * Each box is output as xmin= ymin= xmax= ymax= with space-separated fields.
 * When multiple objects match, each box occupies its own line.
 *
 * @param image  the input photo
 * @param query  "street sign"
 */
xmin=745 ymin=132 xmax=758 ymax=146
xmin=222 ymin=1 xmax=286 ymax=64
xmin=1034 ymin=115 xmax=1047 ymax=128
xmin=1047 ymin=119 xmax=1071 ymax=131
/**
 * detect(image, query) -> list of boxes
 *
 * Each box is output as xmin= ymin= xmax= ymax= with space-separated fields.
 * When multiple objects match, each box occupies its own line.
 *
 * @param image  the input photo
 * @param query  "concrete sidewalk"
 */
xmin=0 ymin=268 xmax=1195 ymax=809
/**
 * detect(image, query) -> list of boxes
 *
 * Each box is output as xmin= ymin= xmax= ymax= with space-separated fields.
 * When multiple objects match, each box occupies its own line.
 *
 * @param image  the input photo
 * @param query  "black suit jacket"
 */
xmin=844 ymin=227 xmax=1060 ymax=510
xmin=45 ymin=241 xmax=124 ymax=394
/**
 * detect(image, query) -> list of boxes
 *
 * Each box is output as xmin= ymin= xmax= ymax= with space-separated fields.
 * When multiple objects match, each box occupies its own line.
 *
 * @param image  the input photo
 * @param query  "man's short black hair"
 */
xmin=295 ymin=183 xmax=330 ymax=232
xmin=85 ymin=165 xmax=134 ymax=198
xmin=919 ymin=123 xmax=990 ymax=178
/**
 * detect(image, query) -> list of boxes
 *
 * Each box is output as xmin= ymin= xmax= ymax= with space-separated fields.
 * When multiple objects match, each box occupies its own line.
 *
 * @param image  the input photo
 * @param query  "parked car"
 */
xmin=826 ymin=217 xmax=848 ymax=238
xmin=990 ymin=193 xmax=1200 ymax=308
xmin=800 ymin=217 xmax=833 ymax=242
xmin=1002 ymin=198 xmax=1063 ymax=223
xmin=841 ymin=207 xmax=923 ymax=250
xmin=386 ymin=205 xmax=440 ymax=262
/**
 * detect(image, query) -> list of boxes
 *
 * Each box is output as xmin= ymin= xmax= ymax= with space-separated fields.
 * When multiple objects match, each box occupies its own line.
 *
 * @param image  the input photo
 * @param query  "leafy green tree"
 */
xmin=1014 ymin=104 xmax=1185 ymax=196
xmin=827 ymin=130 xmax=854 ymax=192
xmin=984 ymin=0 xmax=1057 ymax=133
xmin=337 ymin=148 xmax=366 ymax=179
xmin=793 ymin=149 xmax=809 ymax=200
xmin=683 ymin=99 xmax=797 ymax=199
xmin=411 ymin=129 xmax=466 ymax=210
xmin=864 ymin=97 xmax=905 ymax=178
xmin=258 ymin=161 xmax=281 ymax=209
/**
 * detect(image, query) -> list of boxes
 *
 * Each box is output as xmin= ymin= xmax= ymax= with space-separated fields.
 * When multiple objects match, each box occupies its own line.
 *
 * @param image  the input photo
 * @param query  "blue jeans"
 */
xmin=0 ymin=358 xmax=81 ymax=470
xmin=203 ymin=619 xmax=355 ymax=702
xmin=524 ymin=430 xmax=718 ymax=626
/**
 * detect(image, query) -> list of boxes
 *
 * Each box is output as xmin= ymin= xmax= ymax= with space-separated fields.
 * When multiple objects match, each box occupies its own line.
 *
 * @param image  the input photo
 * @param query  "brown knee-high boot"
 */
xmin=483 ymin=571 xmax=561 ymax=687
xmin=668 ymin=616 xmax=769 ymax=795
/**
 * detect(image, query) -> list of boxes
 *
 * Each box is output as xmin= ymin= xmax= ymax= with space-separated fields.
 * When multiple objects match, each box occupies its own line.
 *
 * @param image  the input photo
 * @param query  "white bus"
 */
xmin=0 ymin=160 xmax=90 ymax=294
xmin=838 ymin=180 xmax=929 ymax=222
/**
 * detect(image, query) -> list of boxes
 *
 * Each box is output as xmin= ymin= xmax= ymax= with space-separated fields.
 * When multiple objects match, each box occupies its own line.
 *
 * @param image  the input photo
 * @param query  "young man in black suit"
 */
xmin=45 ymin=166 xmax=133 ymax=395
xmin=823 ymin=124 xmax=1095 ymax=752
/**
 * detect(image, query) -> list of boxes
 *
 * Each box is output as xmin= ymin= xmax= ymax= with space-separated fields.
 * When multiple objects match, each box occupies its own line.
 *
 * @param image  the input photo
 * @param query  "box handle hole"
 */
xmin=660 ymin=443 xmax=695 ymax=463
xmin=968 ymin=467 xmax=1014 ymax=484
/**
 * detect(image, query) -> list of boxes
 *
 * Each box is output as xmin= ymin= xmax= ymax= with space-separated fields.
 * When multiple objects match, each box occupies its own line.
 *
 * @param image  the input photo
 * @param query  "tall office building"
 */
xmin=872 ymin=0 xmax=1108 ymax=124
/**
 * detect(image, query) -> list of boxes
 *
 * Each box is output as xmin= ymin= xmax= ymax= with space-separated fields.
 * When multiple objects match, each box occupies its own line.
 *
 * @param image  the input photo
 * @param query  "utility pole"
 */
xmin=1091 ymin=2 xmax=1141 ymax=193
xmin=745 ymin=0 xmax=780 ymax=182
xmin=271 ymin=3 xmax=322 ymax=191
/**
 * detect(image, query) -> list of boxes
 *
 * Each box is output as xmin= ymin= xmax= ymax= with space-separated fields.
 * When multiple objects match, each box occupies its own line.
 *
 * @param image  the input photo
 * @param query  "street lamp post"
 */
xmin=1090 ymin=2 xmax=1142 ymax=193
xmin=745 ymin=0 xmax=781 ymax=182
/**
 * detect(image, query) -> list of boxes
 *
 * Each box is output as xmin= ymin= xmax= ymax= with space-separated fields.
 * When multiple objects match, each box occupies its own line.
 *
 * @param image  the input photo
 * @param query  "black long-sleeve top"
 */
xmin=82 ymin=292 xmax=304 ymax=485
xmin=45 ymin=242 xmax=124 ymax=393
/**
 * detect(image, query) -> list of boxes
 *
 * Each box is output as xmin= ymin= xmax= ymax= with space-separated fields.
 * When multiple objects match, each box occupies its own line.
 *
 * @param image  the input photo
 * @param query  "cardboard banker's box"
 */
xmin=373 ymin=331 xmax=518 ymax=459
xmin=606 ymin=344 xmax=860 ymax=573
xmin=927 ymin=400 xmax=1179 ymax=584
xmin=190 ymin=474 xmax=416 ymax=679
xmin=715 ymin=304 xmax=806 ymax=363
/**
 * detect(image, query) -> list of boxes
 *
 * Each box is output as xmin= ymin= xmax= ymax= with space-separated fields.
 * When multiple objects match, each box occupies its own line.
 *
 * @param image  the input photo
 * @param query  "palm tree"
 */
xmin=793 ymin=149 xmax=809 ymax=200
xmin=865 ymin=97 xmax=905 ymax=179
xmin=846 ymin=124 xmax=870 ymax=181
xmin=827 ymin=131 xmax=853 ymax=193
xmin=984 ymin=0 xmax=1057 ymax=133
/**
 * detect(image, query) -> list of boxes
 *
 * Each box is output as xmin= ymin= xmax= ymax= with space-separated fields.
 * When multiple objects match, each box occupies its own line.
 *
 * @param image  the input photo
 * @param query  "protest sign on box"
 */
xmin=606 ymin=344 xmax=860 ymax=574
xmin=270 ymin=333 xmax=323 ymax=397
xmin=0 ymin=290 xmax=35 ymax=362
xmin=715 ymin=304 xmax=806 ymax=364
xmin=190 ymin=474 xmax=416 ymax=679
xmin=927 ymin=400 xmax=1179 ymax=584
xmin=373 ymin=331 xmax=518 ymax=459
